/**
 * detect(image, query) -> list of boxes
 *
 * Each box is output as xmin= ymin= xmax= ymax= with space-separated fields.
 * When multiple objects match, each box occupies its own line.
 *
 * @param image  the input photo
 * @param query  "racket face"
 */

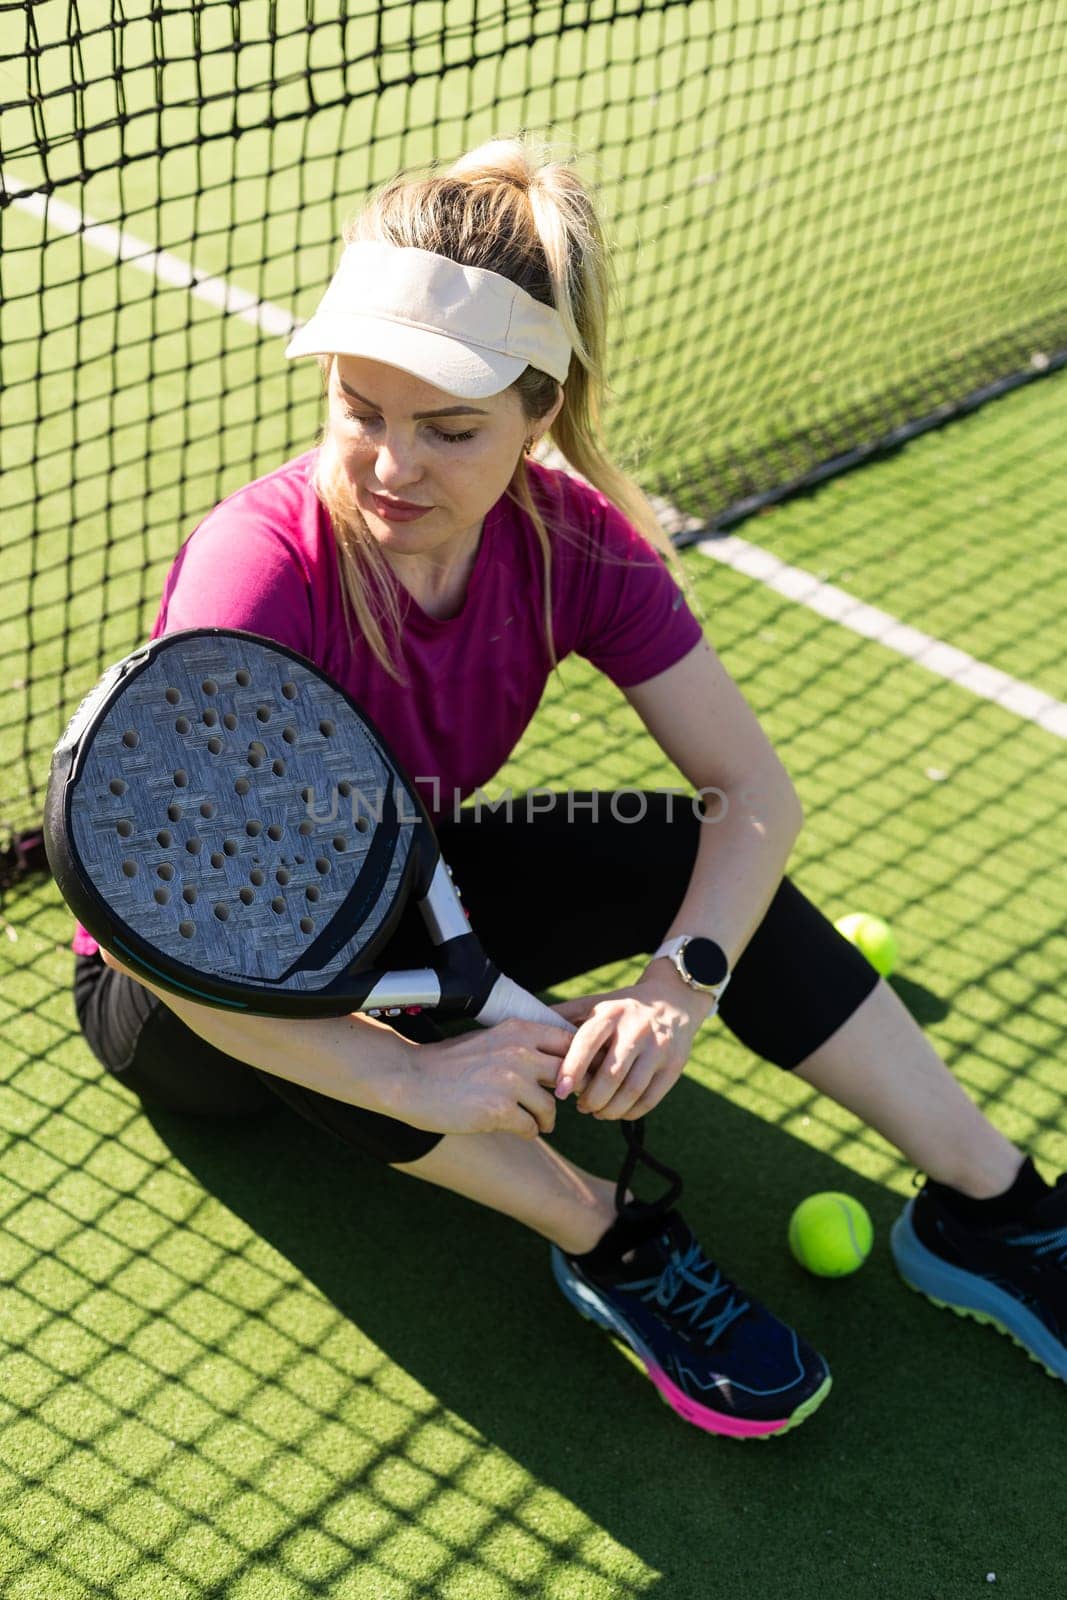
xmin=46 ymin=630 xmax=432 ymax=1012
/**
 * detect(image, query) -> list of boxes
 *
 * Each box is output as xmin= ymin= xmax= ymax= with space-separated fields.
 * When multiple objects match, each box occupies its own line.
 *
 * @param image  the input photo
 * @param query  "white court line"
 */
xmin=9 ymin=171 xmax=1067 ymax=742
xmin=694 ymin=533 xmax=1067 ymax=741
xmin=4 ymin=173 xmax=296 ymax=338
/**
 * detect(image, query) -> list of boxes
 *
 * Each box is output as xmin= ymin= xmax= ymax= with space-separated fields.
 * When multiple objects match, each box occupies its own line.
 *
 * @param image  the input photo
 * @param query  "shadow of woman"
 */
xmin=130 ymin=1061 xmax=1016 ymax=1594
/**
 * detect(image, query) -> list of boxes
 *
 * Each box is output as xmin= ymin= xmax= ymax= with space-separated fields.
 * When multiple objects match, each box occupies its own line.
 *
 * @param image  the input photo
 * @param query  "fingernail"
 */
xmin=556 ymin=1078 xmax=573 ymax=1099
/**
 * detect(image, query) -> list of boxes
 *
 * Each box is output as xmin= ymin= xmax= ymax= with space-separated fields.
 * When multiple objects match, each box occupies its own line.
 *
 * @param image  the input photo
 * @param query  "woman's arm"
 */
xmin=99 ymin=949 xmax=420 ymax=1117
xmin=624 ymin=635 xmax=804 ymax=980
xmin=553 ymin=637 xmax=804 ymax=1112
xmin=98 ymin=951 xmax=570 ymax=1139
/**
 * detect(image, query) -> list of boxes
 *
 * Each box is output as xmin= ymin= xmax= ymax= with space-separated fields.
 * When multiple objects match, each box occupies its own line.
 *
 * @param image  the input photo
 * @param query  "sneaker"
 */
xmin=890 ymin=1176 xmax=1067 ymax=1380
xmin=551 ymin=1202 xmax=831 ymax=1438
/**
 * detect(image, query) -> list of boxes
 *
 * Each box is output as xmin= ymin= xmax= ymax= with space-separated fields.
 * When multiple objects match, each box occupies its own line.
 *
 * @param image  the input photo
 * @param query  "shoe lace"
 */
xmin=1012 ymin=1223 xmax=1067 ymax=1267
xmin=630 ymin=1238 xmax=750 ymax=1348
xmin=1010 ymin=1174 xmax=1067 ymax=1268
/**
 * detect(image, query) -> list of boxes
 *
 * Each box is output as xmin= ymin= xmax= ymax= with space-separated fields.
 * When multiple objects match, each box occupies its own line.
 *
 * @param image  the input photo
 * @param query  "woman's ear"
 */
xmin=543 ymin=385 xmax=565 ymax=435
xmin=527 ymin=385 xmax=566 ymax=452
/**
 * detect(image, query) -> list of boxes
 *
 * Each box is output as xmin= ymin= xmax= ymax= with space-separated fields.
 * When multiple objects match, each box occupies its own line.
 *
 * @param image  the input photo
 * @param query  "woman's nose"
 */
xmin=373 ymin=435 xmax=423 ymax=490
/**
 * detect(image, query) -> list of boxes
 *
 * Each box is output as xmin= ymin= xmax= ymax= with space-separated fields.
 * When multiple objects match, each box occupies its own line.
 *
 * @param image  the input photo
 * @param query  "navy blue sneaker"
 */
xmin=891 ymin=1175 xmax=1067 ymax=1380
xmin=551 ymin=1203 xmax=831 ymax=1438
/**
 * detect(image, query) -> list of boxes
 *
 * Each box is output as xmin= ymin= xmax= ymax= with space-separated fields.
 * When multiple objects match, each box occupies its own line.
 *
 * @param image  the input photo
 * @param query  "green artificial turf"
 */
xmin=1 ymin=367 xmax=1065 ymax=1598
xmin=2 ymin=2 xmax=1066 ymax=1591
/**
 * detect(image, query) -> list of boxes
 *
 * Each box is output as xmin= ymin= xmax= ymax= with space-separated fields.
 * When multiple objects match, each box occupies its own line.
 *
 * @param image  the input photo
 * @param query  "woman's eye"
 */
xmin=344 ymin=409 xmax=475 ymax=445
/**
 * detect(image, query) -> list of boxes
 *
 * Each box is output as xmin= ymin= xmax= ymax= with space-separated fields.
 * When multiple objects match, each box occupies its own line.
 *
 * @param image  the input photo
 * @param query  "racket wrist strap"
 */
xmin=615 ymin=1120 xmax=684 ymax=1218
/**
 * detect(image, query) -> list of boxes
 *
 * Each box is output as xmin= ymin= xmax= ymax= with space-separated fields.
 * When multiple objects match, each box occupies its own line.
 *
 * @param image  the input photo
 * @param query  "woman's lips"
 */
xmin=370 ymin=494 xmax=433 ymax=522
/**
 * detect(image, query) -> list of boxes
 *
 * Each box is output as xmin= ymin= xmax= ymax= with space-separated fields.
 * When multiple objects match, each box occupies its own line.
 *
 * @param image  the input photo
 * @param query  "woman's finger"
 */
xmin=587 ymin=1049 xmax=658 ymax=1119
xmin=622 ymin=1075 xmax=674 ymax=1120
xmin=554 ymin=1011 xmax=617 ymax=1098
xmin=550 ymin=994 xmax=606 ymax=1024
xmin=519 ymin=1081 xmax=559 ymax=1138
xmin=577 ymin=1032 xmax=641 ymax=1113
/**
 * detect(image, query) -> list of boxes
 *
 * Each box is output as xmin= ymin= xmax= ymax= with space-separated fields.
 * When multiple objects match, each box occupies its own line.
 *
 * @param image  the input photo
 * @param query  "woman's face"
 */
xmin=326 ymin=355 xmax=559 ymax=562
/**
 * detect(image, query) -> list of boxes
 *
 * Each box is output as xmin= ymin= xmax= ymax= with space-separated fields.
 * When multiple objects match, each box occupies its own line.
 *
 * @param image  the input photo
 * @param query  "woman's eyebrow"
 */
xmin=338 ymin=379 xmax=489 ymax=419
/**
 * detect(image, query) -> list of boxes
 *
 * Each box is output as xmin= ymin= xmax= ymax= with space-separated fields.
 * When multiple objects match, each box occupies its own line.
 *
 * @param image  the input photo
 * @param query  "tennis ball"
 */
xmin=788 ymin=1192 xmax=873 ymax=1277
xmin=834 ymin=911 xmax=898 ymax=977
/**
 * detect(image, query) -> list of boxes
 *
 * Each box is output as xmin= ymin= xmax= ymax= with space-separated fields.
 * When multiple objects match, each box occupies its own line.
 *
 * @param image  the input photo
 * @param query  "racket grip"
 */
xmin=476 ymin=974 xmax=576 ymax=1034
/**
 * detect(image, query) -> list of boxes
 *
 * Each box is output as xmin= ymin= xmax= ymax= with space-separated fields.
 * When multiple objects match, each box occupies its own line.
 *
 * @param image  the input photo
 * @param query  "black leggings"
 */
xmin=72 ymin=792 xmax=880 ymax=1164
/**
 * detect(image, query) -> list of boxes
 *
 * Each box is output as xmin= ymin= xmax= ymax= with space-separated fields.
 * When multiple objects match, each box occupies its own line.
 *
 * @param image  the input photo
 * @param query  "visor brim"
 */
xmin=284 ymin=314 xmax=528 ymax=399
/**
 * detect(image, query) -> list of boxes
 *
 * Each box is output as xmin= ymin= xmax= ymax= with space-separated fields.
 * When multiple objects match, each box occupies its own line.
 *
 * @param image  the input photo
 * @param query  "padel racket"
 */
xmin=44 ymin=628 xmax=571 ymax=1030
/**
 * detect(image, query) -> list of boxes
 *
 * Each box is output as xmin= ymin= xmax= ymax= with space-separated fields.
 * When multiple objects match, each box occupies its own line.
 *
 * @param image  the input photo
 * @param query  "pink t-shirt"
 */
xmin=73 ymin=450 xmax=702 ymax=956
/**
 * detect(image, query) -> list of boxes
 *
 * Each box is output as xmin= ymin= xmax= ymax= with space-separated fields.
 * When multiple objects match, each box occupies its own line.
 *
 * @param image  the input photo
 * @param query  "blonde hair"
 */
xmin=313 ymin=133 xmax=682 ymax=679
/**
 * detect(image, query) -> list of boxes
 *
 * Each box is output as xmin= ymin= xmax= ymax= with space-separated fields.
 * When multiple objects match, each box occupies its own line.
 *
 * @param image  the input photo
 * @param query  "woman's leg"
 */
xmin=74 ymin=951 xmax=280 ymax=1118
xmin=392 ymin=1132 xmax=626 ymax=1255
xmin=73 ymin=951 xmax=451 ymax=1160
xmin=397 ymin=796 xmax=834 ymax=1436
xmin=793 ymin=977 xmax=1023 ymax=1197
xmin=74 ymin=954 xmax=627 ymax=1251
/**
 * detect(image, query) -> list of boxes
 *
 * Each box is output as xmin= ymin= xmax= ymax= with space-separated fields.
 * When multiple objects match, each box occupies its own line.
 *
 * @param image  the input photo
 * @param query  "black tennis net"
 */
xmin=2 ymin=0 xmax=1066 ymax=862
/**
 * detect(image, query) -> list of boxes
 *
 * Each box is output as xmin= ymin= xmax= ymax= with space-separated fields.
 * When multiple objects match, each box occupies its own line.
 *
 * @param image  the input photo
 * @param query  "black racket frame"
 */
xmin=45 ymin=630 xmax=503 ymax=1020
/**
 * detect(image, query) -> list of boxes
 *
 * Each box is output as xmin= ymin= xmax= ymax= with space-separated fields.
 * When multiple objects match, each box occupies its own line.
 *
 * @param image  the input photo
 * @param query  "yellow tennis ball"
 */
xmin=834 ymin=911 xmax=898 ymax=977
xmin=788 ymin=1192 xmax=873 ymax=1277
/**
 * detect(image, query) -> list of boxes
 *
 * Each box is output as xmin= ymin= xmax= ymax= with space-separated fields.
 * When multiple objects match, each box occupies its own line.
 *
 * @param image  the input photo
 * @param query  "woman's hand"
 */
xmin=550 ymin=970 xmax=716 ymax=1121
xmin=404 ymin=1019 xmax=574 ymax=1141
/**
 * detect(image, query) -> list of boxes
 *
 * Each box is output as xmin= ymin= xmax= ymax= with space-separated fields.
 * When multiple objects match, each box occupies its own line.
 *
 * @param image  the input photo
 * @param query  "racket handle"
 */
xmin=475 ymin=974 xmax=576 ymax=1034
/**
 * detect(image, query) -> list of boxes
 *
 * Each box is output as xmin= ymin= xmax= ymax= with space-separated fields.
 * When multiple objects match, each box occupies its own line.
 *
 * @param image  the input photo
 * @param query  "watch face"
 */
xmin=682 ymin=937 xmax=730 ymax=988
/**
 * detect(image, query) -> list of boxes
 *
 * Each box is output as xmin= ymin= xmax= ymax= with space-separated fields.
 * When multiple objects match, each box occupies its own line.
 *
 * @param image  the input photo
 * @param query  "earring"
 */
xmin=524 ymin=437 xmax=535 ymax=455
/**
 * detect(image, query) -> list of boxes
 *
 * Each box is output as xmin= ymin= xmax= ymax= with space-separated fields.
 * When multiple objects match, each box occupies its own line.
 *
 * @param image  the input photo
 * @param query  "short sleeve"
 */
xmin=554 ymin=478 xmax=704 ymax=688
xmin=151 ymin=466 xmax=322 ymax=657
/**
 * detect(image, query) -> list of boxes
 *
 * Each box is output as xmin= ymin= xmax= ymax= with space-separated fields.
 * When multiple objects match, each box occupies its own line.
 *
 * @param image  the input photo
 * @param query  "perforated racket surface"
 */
xmin=46 ymin=630 xmax=448 ymax=1014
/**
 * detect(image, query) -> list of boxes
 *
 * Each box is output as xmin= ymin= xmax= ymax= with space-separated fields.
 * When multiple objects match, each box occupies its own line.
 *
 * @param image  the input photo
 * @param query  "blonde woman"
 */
xmin=72 ymin=136 xmax=1065 ymax=1439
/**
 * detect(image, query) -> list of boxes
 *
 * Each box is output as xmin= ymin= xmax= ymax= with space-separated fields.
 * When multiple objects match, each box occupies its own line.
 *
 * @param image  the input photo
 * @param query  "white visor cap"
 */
xmin=285 ymin=241 xmax=572 ymax=399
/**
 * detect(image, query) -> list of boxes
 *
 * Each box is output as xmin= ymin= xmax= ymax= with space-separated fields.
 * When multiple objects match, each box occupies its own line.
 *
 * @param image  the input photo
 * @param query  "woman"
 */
xmin=73 ymin=135 xmax=1065 ymax=1439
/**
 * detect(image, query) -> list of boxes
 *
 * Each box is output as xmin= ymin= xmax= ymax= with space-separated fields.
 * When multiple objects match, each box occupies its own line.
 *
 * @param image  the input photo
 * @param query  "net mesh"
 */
xmin=3 ymin=0 xmax=1066 ymax=853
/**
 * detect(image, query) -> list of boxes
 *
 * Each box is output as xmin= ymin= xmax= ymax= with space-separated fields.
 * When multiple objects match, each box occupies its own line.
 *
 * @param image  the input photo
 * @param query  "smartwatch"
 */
xmin=650 ymin=935 xmax=732 ymax=1003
